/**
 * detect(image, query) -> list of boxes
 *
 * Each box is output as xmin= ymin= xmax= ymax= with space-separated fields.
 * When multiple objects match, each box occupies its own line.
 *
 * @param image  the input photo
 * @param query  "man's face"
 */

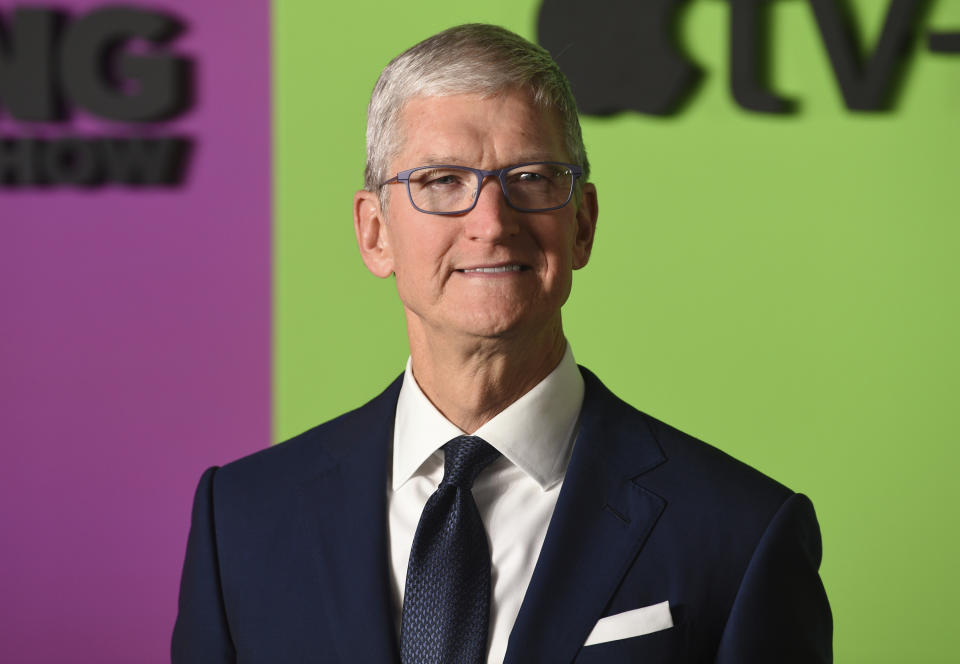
xmin=355 ymin=88 xmax=597 ymax=345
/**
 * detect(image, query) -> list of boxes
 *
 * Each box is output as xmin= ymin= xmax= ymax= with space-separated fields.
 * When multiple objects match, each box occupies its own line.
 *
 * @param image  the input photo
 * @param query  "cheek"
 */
xmin=391 ymin=228 xmax=452 ymax=290
xmin=540 ymin=226 xmax=578 ymax=269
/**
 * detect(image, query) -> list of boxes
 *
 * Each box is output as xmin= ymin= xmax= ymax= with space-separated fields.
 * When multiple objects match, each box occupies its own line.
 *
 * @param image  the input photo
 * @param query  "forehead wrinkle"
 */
xmin=394 ymin=92 xmax=568 ymax=171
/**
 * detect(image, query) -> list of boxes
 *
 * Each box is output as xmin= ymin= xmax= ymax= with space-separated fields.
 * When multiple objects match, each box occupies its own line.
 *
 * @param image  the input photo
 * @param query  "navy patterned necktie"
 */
xmin=400 ymin=435 xmax=501 ymax=664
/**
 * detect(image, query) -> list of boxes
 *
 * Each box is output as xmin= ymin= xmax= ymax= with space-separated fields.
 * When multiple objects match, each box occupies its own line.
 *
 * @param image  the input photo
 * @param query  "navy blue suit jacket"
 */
xmin=172 ymin=368 xmax=832 ymax=662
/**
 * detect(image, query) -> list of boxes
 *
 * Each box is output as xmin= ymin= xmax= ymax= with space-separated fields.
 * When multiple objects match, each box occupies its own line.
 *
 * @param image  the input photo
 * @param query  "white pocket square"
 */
xmin=584 ymin=600 xmax=674 ymax=646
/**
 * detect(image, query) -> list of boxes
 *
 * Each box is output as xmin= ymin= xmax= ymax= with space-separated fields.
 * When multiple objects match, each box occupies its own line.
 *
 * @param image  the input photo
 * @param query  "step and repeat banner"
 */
xmin=1 ymin=0 xmax=270 ymax=660
xmin=3 ymin=0 xmax=958 ymax=661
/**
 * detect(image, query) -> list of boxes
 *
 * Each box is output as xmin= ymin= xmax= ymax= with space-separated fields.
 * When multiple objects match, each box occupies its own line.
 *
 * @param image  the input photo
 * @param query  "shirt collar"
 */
xmin=392 ymin=343 xmax=584 ymax=492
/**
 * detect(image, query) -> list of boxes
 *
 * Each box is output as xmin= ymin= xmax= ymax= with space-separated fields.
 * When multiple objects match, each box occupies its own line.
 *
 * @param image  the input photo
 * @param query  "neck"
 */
xmin=406 ymin=318 xmax=567 ymax=433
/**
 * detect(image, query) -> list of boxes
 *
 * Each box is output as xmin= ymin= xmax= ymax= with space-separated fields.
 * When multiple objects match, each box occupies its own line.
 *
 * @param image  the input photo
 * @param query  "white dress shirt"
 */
xmin=388 ymin=344 xmax=584 ymax=664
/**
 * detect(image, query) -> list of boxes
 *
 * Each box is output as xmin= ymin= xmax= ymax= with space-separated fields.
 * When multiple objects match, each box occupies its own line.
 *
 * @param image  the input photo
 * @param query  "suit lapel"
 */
xmin=297 ymin=376 xmax=403 ymax=664
xmin=504 ymin=368 xmax=668 ymax=664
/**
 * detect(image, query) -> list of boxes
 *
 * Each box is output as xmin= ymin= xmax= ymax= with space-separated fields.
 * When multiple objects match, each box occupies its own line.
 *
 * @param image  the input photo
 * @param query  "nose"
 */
xmin=463 ymin=175 xmax=520 ymax=241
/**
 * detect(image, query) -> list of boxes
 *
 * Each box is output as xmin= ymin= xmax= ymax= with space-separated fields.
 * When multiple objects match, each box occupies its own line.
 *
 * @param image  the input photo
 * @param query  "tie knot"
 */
xmin=441 ymin=435 xmax=500 ymax=489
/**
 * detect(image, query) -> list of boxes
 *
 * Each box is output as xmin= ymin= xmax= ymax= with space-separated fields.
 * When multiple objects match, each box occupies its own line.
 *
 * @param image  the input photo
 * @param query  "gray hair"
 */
xmin=364 ymin=23 xmax=589 ymax=203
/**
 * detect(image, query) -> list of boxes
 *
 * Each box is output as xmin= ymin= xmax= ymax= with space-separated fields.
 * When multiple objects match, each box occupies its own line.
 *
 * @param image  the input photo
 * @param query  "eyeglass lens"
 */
xmin=407 ymin=164 xmax=574 ymax=213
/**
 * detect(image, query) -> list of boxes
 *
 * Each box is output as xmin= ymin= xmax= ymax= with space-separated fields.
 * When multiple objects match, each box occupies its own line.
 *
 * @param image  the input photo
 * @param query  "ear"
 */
xmin=572 ymin=182 xmax=598 ymax=270
xmin=353 ymin=189 xmax=395 ymax=278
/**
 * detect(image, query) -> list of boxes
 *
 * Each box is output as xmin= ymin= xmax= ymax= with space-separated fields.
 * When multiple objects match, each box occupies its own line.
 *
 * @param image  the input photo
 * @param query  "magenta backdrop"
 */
xmin=0 ymin=1 xmax=271 ymax=661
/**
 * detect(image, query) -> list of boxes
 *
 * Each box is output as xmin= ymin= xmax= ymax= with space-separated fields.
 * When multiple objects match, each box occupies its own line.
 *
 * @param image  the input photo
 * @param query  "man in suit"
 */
xmin=173 ymin=23 xmax=832 ymax=663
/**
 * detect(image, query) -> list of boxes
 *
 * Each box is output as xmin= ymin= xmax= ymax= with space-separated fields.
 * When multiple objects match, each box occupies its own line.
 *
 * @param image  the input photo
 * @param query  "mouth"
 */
xmin=456 ymin=264 xmax=530 ymax=274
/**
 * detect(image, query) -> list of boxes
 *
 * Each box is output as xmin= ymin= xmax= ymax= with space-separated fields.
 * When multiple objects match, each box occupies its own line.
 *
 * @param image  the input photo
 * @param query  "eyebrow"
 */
xmin=415 ymin=154 xmax=561 ymax=167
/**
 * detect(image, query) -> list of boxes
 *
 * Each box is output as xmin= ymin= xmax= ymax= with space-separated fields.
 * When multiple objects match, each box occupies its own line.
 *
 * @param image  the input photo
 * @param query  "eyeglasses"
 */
xmin=380 ymin=161 xmax=583 ymax=215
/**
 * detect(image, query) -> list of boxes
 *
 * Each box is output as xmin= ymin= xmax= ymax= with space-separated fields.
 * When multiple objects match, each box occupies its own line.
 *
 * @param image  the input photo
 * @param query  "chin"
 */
xmin=458 ymin=307 xmax=557 ymax=341
xmin=448 ymin=309 xmax=522 ymax=338
xmin=463 ymin=320 xmax=524 ymax=339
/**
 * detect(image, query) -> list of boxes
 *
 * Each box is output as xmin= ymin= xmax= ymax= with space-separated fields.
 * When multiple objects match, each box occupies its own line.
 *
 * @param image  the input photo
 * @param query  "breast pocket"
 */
xmin=573 ymin=623 xmax=689 ymax=664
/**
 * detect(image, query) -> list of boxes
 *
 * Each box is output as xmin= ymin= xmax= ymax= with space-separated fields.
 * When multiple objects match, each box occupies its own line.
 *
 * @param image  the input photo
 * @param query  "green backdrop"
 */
xmin=274 ymin=1 xmax=959 ymax=661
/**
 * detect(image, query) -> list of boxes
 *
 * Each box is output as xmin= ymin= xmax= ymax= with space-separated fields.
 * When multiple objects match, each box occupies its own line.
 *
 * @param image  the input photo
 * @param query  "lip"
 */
xmin=454 ymin=262 xmax=531 ymax=275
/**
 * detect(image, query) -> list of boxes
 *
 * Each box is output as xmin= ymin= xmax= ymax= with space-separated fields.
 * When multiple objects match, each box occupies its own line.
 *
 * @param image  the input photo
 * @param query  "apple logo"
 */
xmin=537 ymin=0 xmax=702 ymax=115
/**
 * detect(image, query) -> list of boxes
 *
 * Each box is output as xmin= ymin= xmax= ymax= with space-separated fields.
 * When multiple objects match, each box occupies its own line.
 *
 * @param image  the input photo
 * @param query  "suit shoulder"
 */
xmin=580 ymin=367 xmax=793 ymax=509
xmin=642 ymin=411 xmax=792 ymax=503
xmin=214 ymin=374 xmax=402 ymax=494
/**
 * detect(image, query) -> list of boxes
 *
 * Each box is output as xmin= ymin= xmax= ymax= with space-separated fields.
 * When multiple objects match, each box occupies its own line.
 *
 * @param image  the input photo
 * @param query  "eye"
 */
xmin=516 ymin=171 xmax=545 ymax=183
xmin=413 ymin=168 xmax=470 ymax=189
xmin=507 ymin=164 xmax=561 ymax=188
xmin=428 ymin=174 xmax=463 ymax=186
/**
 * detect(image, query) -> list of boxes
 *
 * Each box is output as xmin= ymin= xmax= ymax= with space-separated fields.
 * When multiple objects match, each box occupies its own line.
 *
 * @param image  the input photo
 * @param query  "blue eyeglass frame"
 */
xmin=380 ymin=161 xmax=584 ymax=215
